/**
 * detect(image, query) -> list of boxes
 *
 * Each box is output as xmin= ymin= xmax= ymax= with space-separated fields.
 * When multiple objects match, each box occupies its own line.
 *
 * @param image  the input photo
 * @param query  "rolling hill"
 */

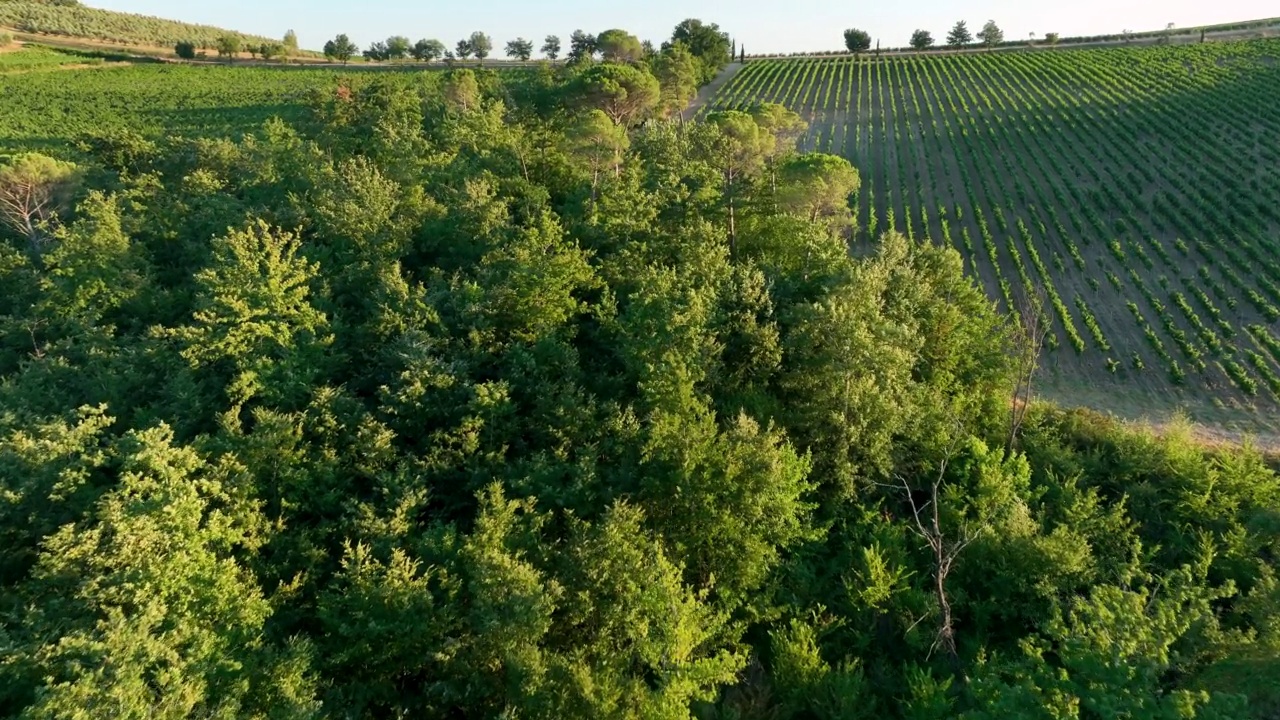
xmin=0 ymin=0 xmax=282 ymax=50
xmin=700 ymin=39 xmax=1280 ymax=431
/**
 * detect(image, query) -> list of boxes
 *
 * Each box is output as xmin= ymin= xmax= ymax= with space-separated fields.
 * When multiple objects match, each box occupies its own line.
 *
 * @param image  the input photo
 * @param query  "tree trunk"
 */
xmin=933 ymin=547 xmax=957 ymax=660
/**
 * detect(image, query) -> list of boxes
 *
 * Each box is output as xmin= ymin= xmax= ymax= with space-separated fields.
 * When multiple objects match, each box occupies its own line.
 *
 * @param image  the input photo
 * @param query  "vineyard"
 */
xmin=703 ymin=39 xmax=1280 ymax=430
xmin=0 ymin=60 xmax=353 ymax=154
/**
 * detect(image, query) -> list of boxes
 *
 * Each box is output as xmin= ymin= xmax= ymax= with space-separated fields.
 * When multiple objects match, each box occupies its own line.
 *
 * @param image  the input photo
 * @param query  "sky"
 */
xmin=92 ymin=0 xmax=1278 ymax=55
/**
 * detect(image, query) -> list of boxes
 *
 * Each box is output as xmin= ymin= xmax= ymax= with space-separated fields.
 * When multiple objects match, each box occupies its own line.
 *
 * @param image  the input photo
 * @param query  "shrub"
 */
xmin=175 ymin=40 xmax=196 ymax=59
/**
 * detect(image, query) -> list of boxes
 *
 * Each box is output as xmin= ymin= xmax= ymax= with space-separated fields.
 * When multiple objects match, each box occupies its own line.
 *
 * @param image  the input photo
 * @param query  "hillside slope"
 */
xmin=0 ymin=0 xmax=279 ymax=49
xmin=700 ymin=38 xmax=1280 ymax=434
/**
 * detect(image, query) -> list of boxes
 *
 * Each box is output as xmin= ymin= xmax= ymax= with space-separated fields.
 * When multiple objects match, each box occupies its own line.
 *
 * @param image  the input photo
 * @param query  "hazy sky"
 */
xmin=93 ymin=0 xmax=1277 ymax=55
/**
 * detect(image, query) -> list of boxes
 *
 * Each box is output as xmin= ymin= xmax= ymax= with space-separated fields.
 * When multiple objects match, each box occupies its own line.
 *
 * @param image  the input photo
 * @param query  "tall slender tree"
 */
xmin=977 ymin=19 xmax=1004 ymax=49
xmin=541 ymin=34 xmax=561 ymax=60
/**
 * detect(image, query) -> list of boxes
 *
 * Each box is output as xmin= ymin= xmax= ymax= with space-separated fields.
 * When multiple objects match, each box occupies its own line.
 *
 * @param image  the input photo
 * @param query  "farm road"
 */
xmin=683 ymin=62 xmax=743 ymax=120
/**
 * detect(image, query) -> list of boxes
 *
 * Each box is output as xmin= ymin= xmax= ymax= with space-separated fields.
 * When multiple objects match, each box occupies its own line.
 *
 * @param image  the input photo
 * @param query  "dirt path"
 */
xmin=683 ymin=62 xmax=744 ymax=120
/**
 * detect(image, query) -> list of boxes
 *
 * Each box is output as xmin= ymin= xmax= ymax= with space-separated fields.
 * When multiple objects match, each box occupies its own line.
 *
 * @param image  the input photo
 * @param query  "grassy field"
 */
xmin=0 ymin=49 xmax=355 ymax=154
xmin=0 ymin=46 xmax=530 ymax=156
xmin=703 ymin=39 xmax=1280 ymax=432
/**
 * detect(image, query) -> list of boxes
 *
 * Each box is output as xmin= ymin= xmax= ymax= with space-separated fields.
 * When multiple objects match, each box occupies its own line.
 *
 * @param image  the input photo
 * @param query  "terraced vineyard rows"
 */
xmin=703 ymin=40 xmax=1280 ymax=426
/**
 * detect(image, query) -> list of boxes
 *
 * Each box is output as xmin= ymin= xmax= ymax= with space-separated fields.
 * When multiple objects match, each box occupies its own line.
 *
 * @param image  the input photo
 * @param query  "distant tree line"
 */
xmin=175 ymin=29 xmax=299 ymax=62
xmin=836 ymin=17 xmax=1245 ymax=56
xmin=323 ymin=17 xmax=733 ymax=84
xmin=843 ymin=19 xmax=1017 ymax=54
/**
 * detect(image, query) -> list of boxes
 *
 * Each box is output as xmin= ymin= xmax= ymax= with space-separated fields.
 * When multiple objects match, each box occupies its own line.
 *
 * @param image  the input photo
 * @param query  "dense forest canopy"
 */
xmin=0 ymin=18 xmax=1278 ymax=719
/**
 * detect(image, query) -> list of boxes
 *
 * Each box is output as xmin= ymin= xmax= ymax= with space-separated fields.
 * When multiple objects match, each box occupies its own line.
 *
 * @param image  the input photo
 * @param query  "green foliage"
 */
xmin=965 ymin=562 xmax=1246 ymax=719
xmin=0 ymin=44 xmax=1274 ymax=720
xmin=541 ymin=34 xmax=561 ymax=60
xmin=947 ymin=20 xmax=973 ymax=46
xmin=173 ymin=39 xmax=195 ymax=59
xmin=978 ymin=20 xmax=1005 ymax=48
xmin=161 ymin=220 xmax=331 ymax=418
xmin=322 ymin=33 xmax=356 ymax=63
xmin=3 ymin=424 xmax=320 ymax=717
xmin=670 ymin=18 xmax=732 ymax=84
xmin=412 ymin=37 xmax=446 ymax=61
xmin=843 ymin=28 xmax=872 ymax=53
xmin=573 ymin=62 xmax=661 ymax=125
xmin=505 ymin=36 xmax=534 ymax=61
xmin=769 ymin=618 xmax=873 ymax=718
xmin=384 ymin=35 xmax=410 ymax=60
xmin=777 ymin=153 xmax=861 ymax=229
xmin=655 ymin=42 xmax=701 ymax=117
xmin=597 ymin=28 xmax=644 ymax=64
xmin=911 ymin=29 xmax=935 ymax=50
xmin=215 ymin=33 xmax=241 ymax=59
xmin=468 ymin=30 xmax=493 ymax=60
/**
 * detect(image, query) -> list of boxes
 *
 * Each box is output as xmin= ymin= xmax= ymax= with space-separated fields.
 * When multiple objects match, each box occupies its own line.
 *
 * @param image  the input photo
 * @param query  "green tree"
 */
xmin=706 ymin=110 xmax=768 ymax=254
xmin=215 ymin=33 xmax=241 ymax=60
xmin=174 ymin=40 xmax=196 ymax=59
xmin=364 ymin=41 xmax=389 ymax=62
xmin=751 ymin=102 xmax=808 ymax=196
xmin=165 ymin=220 xmax=331 ymax=418
xmin=411 ymin=38 xmax=444 ymax=61
xmin=259 ymin=42 xmax=285 ymax=61
xmin=573 ymin=62 xmax=661 ymax=126
xmin=455 ymin=38 xmax=473 ymax=59
xmin=469 ymin=30 xmax=493 ymax=60
xmin=655 ymin=41 xmax=701 ymax=118
xmin=597 ymin=28 xmax=644 ymax=64
xmin=844 ymin=28 xmax=872 ymax=53
xmin=563 ymin=109 xmax=629 ymax=203
xmin=283 ymin=28 xmax=298 ymax=53
xmin=568 ymin=29 xmax=597 ymax=63
xmin=977 ymin=20 xmax=1004 ymax=49
xmin=538 ymin=502 xmax=747 ymax=714
xmin=1044 ymin=32 xmax=1060 ymax=45
xmin=964 ymin=564 xmax=1245 ymax=719
xmin=541 ymin=34 xmax=561 ymax=60
xmin=911 ymin=29 xmax=935 ymax=50
xmin=37 ymin=192 xmax=146 ymax=329
xmin=777 ymin=153 xmax=861 ymax=230
xmin=7 ymin=425 xmax=320 ymax=718
xmin=323 ymin=33 xmax=356 ymax=63
xmin=947 ymin=20 xmax=973 ymax=46
xmin=505 ymin=36 xmax=534 ymax=61
xmin=442 ymin=68 xmax=482 ymax=112
xmin=385 ymin=35 xmax=411 ymax=60
xmin=670 ymin=18 xmax=731 ymax=84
